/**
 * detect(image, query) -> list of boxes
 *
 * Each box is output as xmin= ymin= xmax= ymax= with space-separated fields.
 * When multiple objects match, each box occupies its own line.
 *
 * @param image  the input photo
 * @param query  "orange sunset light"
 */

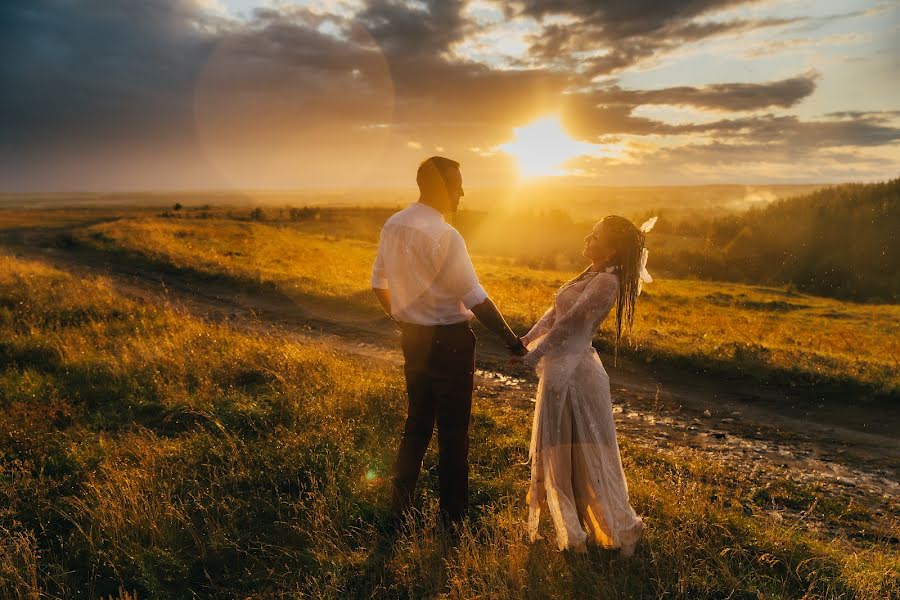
xmin=499 ymin=116 xmax=622 ymax=178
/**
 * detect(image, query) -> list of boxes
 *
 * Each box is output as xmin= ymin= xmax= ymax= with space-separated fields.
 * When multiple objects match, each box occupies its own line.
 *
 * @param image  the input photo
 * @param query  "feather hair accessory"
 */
xmin=637 ymin=216 xmax=657 ymax=295
xmin=639 ymin=216 xmax=657 ymax=233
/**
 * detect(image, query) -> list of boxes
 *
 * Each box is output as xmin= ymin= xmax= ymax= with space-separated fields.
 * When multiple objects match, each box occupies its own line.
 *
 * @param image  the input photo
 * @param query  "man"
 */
xmin=371 ymin=156 xmax=526 ymax=527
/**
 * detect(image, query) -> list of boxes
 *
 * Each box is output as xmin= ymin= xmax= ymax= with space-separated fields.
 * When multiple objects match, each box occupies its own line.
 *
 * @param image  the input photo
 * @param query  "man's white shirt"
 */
xmin=371 ymin=202 xmax=488 ymax=325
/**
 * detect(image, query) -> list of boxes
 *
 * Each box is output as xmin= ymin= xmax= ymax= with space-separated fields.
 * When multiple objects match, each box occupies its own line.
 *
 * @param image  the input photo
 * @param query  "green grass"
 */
xmin=1 ymin=250 xmax=898 ymax=598
xmin=76 ymin=214 xmax=900 ymax=400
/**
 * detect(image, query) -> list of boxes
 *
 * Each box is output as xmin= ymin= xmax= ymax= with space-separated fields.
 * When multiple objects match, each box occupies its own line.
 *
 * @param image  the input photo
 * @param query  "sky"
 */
xmin=1 ymin=0 xmax=898 ymax=191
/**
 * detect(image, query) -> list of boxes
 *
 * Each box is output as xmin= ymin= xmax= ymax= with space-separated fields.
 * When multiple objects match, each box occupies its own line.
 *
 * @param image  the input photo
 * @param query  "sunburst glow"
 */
xmin=500 ymin=116 xmax=599 ymax=177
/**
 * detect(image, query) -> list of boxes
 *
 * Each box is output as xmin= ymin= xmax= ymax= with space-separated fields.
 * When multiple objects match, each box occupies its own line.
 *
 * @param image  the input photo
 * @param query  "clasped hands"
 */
xmin=506 ymin=336 xmax=529 ymax=367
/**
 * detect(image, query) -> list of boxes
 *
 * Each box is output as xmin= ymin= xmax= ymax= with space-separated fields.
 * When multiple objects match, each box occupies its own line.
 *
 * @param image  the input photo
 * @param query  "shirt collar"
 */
xmin=411 ymin=201 xmax=445 ymax=222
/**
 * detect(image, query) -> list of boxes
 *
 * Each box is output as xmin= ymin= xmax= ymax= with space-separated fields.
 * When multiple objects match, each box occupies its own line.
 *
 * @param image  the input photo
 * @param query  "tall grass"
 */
xmin=1 ymin=252 xmax=897 ymax=598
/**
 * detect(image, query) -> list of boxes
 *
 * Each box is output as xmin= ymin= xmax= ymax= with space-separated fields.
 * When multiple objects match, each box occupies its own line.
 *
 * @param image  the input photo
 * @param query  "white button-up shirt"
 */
xmin=371 ymin=202 xmax=488 ymax=325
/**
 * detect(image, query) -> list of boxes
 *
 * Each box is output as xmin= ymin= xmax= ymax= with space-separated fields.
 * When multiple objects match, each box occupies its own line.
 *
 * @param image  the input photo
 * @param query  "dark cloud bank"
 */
xmin=0 ymin=0 xmax=897 ymax=190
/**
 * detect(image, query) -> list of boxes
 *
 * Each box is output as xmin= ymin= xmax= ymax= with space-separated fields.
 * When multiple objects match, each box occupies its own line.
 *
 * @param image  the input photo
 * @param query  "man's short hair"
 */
xmin=417 ymin=156 xmax=460 ymax=194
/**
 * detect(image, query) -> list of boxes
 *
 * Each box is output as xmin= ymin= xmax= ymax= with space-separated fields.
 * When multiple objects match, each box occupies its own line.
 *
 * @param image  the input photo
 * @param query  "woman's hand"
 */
xmin=506 ymin=355 xmax=525 ymax=368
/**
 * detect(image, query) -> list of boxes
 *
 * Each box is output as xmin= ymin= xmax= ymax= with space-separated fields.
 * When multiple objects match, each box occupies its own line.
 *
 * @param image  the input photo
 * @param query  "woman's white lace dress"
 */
xmin=521 ymin=270 xmax=644 ymax=552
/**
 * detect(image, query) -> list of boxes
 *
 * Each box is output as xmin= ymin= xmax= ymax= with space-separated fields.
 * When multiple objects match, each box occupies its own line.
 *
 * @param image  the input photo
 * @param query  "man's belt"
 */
xmin=397 ymin=320 xmax=471 ymax=332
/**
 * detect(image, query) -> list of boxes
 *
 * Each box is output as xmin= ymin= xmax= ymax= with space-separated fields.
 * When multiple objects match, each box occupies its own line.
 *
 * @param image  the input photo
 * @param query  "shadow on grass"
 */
xmin=65 ymin=228 xmax=389 ymax=328
xmin=0 ymin=339 xmax=199 ymax=435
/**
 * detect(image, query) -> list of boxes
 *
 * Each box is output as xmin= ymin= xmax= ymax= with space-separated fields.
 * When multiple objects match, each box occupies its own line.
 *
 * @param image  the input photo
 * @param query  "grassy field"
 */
xmin=75 ymin=211 xmax=900 ymax=401
xmin=1 ymin=249 xmax=898 ymax=599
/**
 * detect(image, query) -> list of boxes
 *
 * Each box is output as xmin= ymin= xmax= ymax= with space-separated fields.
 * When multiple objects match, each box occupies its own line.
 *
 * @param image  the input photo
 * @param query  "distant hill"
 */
xmin=661 ymin=178 xmax=899 ymax=302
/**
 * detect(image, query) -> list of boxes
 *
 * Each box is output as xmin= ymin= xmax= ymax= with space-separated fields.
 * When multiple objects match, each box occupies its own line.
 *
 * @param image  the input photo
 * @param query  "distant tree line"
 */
xmin=658 ymin=178 xmax=899 ymax=302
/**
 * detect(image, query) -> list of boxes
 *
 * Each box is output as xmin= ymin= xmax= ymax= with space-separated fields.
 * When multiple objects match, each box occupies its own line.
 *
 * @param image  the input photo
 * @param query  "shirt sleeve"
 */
xmin=435 ymin=229 xmax=488 ymax=309
xmin=370 ymin=227 xmax=389 ymax=289
xmin=523 ymin=273 xmax=618 ymax=369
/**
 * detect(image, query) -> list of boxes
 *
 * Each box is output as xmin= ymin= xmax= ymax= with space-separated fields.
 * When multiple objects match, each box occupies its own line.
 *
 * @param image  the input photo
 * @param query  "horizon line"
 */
xmin=2 ymin=178 xmax=893 ymax=197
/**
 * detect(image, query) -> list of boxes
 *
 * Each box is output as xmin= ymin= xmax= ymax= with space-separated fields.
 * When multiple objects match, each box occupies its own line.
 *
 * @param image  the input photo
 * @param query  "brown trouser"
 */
xmin=391 ymin=320 xmax=476 ymax=524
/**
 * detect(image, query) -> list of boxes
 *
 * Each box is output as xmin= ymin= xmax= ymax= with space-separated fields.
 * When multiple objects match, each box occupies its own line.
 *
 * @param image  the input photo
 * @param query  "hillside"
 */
xmin=658 ymin=178 xmax=900 ymax=301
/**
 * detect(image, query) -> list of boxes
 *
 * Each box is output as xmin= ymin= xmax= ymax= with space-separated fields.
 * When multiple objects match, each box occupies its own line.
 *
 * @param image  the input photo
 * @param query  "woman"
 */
xmin=518 ymin=215 xmax=655 ymax=555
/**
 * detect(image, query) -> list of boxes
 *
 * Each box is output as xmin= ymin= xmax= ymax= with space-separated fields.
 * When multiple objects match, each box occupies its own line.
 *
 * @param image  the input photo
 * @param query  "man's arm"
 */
xmin=372 ymin=287 xmax=395 ymax=323
xmin=371 ymin=226 xmax=395 ymax=322
xmin=471 ymin=298 xmax=527 ymax=356
xmin=438 ymin=230 xmax=526 ymax=355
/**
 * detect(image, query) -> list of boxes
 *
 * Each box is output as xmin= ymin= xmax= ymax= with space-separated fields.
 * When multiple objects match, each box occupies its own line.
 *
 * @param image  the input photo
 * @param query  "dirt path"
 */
xmin=2 ymin=223 xmax=897 ymax=534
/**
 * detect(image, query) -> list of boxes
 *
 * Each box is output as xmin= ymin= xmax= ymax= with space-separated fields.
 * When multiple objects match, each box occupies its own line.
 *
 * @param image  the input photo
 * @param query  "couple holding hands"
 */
xmin=372 ymin=156 xmax=654 ymax=555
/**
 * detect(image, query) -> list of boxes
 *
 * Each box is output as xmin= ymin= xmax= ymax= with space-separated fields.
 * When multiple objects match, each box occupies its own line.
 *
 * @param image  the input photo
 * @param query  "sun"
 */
xmin=499 ymin=116 xmax=598 ymax=177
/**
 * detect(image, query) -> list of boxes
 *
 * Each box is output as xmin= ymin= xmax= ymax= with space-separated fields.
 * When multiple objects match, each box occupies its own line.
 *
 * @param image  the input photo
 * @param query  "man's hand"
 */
xmin=507 ymin=337 xmax=527 ymax=357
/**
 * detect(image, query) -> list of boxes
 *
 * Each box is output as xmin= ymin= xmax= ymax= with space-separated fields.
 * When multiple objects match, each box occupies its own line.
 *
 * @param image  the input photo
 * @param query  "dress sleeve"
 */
xmin=523 ymin=273 xmax=618 ymax=369
xmin=370 ymin=227 xmax=389 ymax=289
xmin=522 ymin=305 xmax=556 ymax=347
xmin=435 ymin=229 xmax=488 ymax=309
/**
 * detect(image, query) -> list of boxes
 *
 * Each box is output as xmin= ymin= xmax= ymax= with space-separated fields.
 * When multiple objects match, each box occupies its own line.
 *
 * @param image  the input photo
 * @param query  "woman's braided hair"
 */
xmin=599 ymin=215 xmax=646 ymax=361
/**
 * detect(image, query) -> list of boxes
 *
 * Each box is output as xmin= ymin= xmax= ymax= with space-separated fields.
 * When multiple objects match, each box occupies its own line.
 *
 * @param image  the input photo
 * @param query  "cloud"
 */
xmin=358 ymin=0 xmax=469 ymax=55
xmin=0 ymin=0 xmax=897 ymax=189
xmin=515 ymin=0 xmax=800 ymax=77
xmin=677 ymin=112 xmax=900 ymax=148
xmin=568 ymin=140 xmax=899 ymax=184
xmin=583 ymin=73 xmax=819 ymax=111
xmin=0 ymin=0 xmax=219 ymax=145
xmin=518 ymin=0 xmax=759 ymax=39
xmin=562 ymin=109 xmax=900 ymax=184
xmin=0 ymin=1 xmax=404 ymax=188
xmin=564 ymin=103 xmax=900 ymax=148
xmin=643 ymin=140 xmax=899 ymax=175
xmin=0 ymin=0 xmax=571 ymax=188
xmin=741 ymin=32 xmax=870 ymax=58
